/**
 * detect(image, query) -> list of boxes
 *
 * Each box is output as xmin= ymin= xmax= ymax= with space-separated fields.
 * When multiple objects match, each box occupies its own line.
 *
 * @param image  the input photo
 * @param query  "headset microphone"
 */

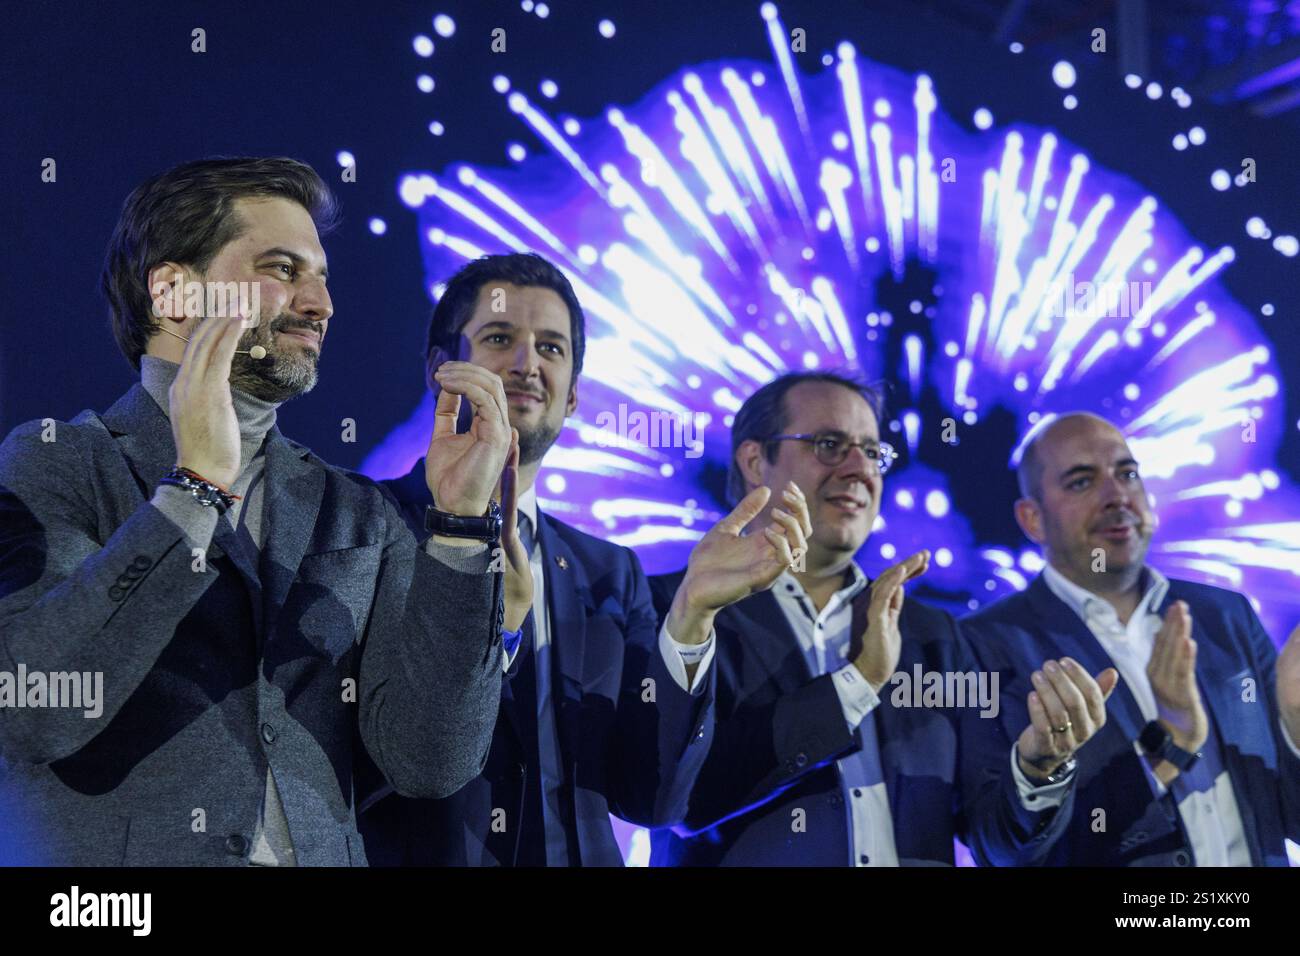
xmin=159 ymin=326 xmax=268 ymax=360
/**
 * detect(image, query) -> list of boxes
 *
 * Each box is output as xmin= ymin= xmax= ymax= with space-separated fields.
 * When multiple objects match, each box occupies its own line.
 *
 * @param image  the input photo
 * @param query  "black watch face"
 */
xmin=1139 ymin=721 xmax=1168 ymax=754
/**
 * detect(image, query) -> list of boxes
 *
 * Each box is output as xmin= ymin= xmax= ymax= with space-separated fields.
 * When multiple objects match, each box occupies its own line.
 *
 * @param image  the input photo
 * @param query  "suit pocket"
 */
xmin=284 ymin=545 xmax=383 ymax=661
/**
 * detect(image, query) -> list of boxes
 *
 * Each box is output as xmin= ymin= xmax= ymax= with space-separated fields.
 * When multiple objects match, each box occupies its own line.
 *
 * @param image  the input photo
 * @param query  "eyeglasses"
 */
xmin=765 ymin=432 xmax=898 ymax=474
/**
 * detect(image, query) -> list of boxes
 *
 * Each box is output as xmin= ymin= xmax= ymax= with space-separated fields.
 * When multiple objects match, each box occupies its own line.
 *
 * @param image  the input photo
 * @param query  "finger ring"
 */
xmin=1053 ymin=722 xmax=1072 ymax=734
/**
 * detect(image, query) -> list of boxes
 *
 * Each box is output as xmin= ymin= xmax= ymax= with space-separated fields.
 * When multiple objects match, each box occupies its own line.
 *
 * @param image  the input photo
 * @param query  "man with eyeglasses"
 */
xmin=647 ymin=371 xmax=1113 ymax=866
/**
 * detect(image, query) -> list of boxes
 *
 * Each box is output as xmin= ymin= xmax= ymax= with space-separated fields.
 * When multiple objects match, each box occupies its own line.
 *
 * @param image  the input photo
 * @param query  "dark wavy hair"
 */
xmin=101 ymin=156 xmax=340 ymax=369
xmin=425 ymin=252 xmax=586 ymax=384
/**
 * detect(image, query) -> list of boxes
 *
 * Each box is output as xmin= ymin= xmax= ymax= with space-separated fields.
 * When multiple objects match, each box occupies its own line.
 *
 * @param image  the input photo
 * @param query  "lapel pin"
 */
xmin=555 ymin=555 xmax=569 ymax=570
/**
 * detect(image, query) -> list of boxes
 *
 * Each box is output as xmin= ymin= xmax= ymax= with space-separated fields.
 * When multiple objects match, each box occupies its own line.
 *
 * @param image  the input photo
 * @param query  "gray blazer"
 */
xmin=0 ymin=384 xmax=503 ymax=865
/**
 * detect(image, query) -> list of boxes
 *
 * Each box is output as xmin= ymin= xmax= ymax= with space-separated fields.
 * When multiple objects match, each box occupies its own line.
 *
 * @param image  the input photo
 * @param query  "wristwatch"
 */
xmin=424 ymin=500 xmax=503 ymax=544
xmin=1138 ymin=719 xmax=1201 ymax=772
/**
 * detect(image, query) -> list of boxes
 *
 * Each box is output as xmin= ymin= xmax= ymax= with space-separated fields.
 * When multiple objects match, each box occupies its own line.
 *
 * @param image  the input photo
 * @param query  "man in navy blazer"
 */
xmin=962 ymin=412 xmax=1300 ymax=866
xmin=359 ymin=253 xmax=814 ymax=865
xmin=648 ymin=372 xmax=1116 ymax=866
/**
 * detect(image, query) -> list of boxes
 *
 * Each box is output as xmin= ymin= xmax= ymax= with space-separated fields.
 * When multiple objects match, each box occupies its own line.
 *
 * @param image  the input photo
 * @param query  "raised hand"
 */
xmin=498 ymin=429 xmax=533 ymax=632
xmin=851 ymin=551 xmax=929 ymax=691
xmin=1017 ymin=659 xmax=1119 ymax=781
xmin=1148 ymin=601 xmax=1208 ymax=753
xmin=425 ymin=362 xmax=512 ymax=517
xmin=169 ymin=315 xmax=244 ymax=488
xmin=668 ymin=481 xmax=813 ymax=646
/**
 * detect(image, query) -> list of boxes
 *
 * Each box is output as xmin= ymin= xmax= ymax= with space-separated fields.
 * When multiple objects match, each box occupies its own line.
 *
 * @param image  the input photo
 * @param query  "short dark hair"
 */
xmin=425 ymin=252 xmax=586 ymax=383
xmin=101 ymin=157 xmax=340 ymax=369
xmin=727 ymin=370 xmax=885 ymax=505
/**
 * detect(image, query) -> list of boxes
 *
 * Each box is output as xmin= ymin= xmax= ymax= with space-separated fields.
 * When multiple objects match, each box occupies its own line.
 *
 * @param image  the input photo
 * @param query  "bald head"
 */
xmin=1017 ymin=412 xmax=1123 ymax=501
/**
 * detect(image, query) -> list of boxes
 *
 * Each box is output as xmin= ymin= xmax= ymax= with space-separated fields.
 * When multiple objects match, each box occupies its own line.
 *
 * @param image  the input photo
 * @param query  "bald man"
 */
xmin=961 ymin=412 xmax=1300 ymax=866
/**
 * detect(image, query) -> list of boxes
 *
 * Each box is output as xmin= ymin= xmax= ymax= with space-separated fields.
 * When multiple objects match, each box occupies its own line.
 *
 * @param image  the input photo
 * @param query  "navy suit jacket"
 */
xmin=961 ymin=573 xmax=1300 ymax=866
xmin=358 ymin=460 xmax=716 ymax=865
xmin=646 ymin=570 xmax=1071 ymax=866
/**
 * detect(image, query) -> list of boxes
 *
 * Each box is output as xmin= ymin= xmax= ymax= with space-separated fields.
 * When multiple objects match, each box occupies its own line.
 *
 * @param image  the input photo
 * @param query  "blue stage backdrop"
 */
xmin=342 ymin=5 xmax=1300 ymax=866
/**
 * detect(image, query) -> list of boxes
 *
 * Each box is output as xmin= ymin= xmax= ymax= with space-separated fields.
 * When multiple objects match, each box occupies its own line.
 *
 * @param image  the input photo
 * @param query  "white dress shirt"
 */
xmin=1041 ymin=563 xmax=1254 ymax=866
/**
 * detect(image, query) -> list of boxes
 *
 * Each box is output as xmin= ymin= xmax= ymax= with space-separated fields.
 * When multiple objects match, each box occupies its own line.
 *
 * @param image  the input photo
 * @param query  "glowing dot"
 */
xmin=1211 ymin=169 xmax=1230 ymax=191
xmin=1146 ymin=82 xmax=1162 ymax=99
xmin=880 ymin=543 xmax=897 ymax=560
xmin=865 ymin=236 xmax=880 ymax=253
xmin=1142 ymin=258 xmax=1157 ymax=274
xmin=895 ymin=490 xmax=914 ymax=509
xmin=1063 ymin=95 xmax=1077 ymax=110
xmin=493 ymin=75 xmax=510 ymax=93
xmin=545 ymin=473 xmax=566 ymax=494
xmin=508 ymin=143 xmax=526 ymax=161
xmin=1009 ymin=41 xmax=1023 ymax=53
xmin=802 ymin=351 xmax=819 ymax=369
xmin=417 ymin=74 xmax=435 ymax=93
xmin=724 ymin=414 xmax=735 ymax=427
xmin=1044 ymin=195 xmax=1057 ymax=210
xmin=1261 ymin=470 xmax=1280 ymax=490
xmin=963 ymin=411 xmax=977 ymax=425
xmin=1052 ymin=61 xmax=1076 ymax=89
xmin=832 ymin=131 xmax=849 ymax=150
xmin=1014 ymin=373 xmax=1028 ymax=391
xmin=433 ymin=14 xmax=455 ymax=36
xmin=521 ymin=0 xmax=533 ymax=9
xmin=428 ymin=120 xmax=445 ymax=136
xmin=1124 ymin=330 xmax=1142 ymax=348
xmin=815 ymin=208 xmax=833 ymax=231
xmin=1172 ymin=134 xmax=1188 ymax=150
xmin=874 ymin=98 xmax=891 ymax=118
xmin=1225 ymin=500 xmax=1243 ymax=518
xmin=944 ymin=341 xmax=959 ymax=357
xmin=1246 ymin=216 xmax=1266 ymax=238
xmin=760 ymin=3 xmax=777 ymax=21
xmin=368 ymin=218 xmax=386 ymax=235
xmin=1188 ymin=126 xmax=1205 ymax=145
xmin=413 ymin=35 xmax=434 ymax=56
xmin=577 ymin=245 xmax=598 ymax=265
xmin=336 ymin=150 xmax=355 ymax=168
xmin=925 ymin=490 xmax=950 ymax=518
xmin=1261 ymin=303 xmax=1274 ymax=316
xmin=686 ymin=374 xmax=701 ymax=388
xmin=801 ymin=246 xmax=815 ymax=260
xmin=1124 ymin=384 xmax=1139 ymax=401
xmin=400 ymin=177 xmax=425 ymax=207
xmin=507 ymin=92 xmax=526 ymax=113
xmin=985 ymin=580 xmax=996 ymax=592
xmin=535 ymin=2 xmax=549 ymax=16
xmin=1124 ymin=75 xmax=1141 ymax=90
xmin=1153 ymin=322 xmax=1167 ymax=336
xmin=821 ymin=53 xmax=833 ymax=66
xmin=973 ymin=108 xmax=993 ymax=129
xmin=752 ymin=71 xmax=765 ymax=85
xmin=659 ymin=464 xmax=674 ymax=477
xmin=598 ymin=19 xmax=616 ymax=38
xmin=1274 ymin=235 xmax=1299 ymax=256
xmin=935 ymin=548 xmax=953 ymax=567
xmin=540 ymin=79 xmax=558 ymax=98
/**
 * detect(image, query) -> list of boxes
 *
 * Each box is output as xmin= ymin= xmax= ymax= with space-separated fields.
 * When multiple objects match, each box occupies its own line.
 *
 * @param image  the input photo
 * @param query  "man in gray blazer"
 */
xmin=0 ymin=157 xmax=511 ymax=866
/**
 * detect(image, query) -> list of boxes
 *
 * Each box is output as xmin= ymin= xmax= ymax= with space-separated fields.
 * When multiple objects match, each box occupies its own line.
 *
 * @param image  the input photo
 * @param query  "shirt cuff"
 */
xmin=831 ymin=664 xmax=880 ymax=730
xmin=1011 ymin=743 xmax=1073 ymax=810
xmin=423 ymin=536 xmax=490 ymax=573
xmin=152 ymin=484 xmax=220 ymax=551
xmin=659 ymin=621 xmax=715 ymax=695
xmin=1280 ymin=715 xmax=1300 ymax=761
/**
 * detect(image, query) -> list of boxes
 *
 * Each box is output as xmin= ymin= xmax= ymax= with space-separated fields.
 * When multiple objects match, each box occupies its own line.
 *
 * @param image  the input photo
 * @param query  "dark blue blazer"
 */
xmin=961 ymin=573 xmax=1300 ymax=866
xmin=358 ymin=461 xmax=716 ymax=865
xmin=646 ymin=570 xmax=1071 ymax=866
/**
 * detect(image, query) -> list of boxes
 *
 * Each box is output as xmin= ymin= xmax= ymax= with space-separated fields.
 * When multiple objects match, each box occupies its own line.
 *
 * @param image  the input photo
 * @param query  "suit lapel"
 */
xmin=1024 ymin=575 xmax=1147 ymax=744
xmin=259 ymin=431 xmax=324 ymax=634
xmin=103 ymin=384 xmax=262 ymax=603
xmin=722 ymin=587 xmax=814 ymax=691
xmin=535 ymin=513 xmax=587 ymax=697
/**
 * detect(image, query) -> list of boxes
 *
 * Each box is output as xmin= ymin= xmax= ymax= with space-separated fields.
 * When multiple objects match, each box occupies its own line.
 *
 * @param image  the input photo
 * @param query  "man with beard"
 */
xmin=962 ymin=412 xmax=1300 ymax=865
xmin=360 ymin=252 xmax=812 ymax=865
xmin=0 ymin=157 xmax=510 ymax=865
xmin=647 ymin=372 xmax=1113 ymax=866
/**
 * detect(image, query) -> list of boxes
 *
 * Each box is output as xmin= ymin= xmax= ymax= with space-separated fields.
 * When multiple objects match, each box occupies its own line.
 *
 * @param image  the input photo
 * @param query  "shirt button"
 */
xmin=859 ymin=854 xmax=870 ymax=865
xmin=1173 ymin=850 xmax=1190 ymax=867
xmin=260 ymin=723 xmax=276 ymax=744
xmin=794 ymin=752 xmax=808 ymax=768
xmin=225 ymin=834 xmax=248 ymax=856
xmin=853 ymin=788 xmax=862 ymax=798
